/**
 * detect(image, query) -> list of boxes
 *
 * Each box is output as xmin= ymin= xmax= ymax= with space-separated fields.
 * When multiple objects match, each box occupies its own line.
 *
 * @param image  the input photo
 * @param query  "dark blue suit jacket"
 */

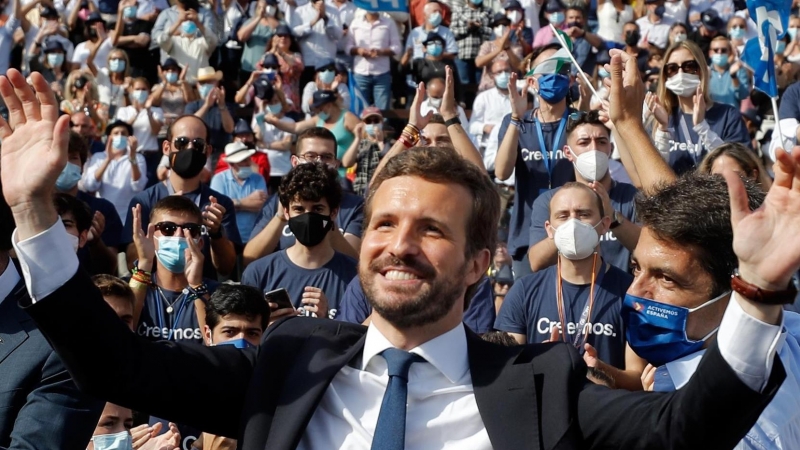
xmin=0 ymin=262 xmax=103 ymax=450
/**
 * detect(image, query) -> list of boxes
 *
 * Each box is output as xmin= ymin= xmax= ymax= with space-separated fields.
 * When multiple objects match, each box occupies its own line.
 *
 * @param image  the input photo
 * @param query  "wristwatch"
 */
xmin=731 ymin=270 xmax=798 ymax=305
xmin=609 ymin=210 xmax=623 ymax=229
xmin=444 ymin=116 xmax=461 ymax=128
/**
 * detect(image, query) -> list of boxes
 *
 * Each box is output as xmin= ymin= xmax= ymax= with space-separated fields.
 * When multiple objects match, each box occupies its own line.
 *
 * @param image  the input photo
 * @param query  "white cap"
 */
xmin=225 ymin=142 xmax=256 ymax=164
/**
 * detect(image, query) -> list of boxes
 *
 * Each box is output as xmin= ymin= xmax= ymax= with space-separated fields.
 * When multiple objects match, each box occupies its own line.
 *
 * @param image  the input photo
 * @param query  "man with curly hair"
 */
xmin=241 ymin=161 xmax=358 ymax=321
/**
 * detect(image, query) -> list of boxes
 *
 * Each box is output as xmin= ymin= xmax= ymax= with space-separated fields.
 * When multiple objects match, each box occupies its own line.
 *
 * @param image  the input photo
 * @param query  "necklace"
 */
xmin=155 ymin=285 xmax=184 ymax=314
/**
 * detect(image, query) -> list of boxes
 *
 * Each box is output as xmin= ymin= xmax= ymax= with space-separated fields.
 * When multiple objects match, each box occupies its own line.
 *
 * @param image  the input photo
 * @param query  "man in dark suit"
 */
xmin=0 ymin=50 xmax=797 ymax=449
xmin=0 ymin=181 xmax=103 ymax=449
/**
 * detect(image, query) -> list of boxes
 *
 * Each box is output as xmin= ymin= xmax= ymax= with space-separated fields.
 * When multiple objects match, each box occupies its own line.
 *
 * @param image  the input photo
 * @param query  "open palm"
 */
xmin=0 ymin=70 xmax=70 ymax=211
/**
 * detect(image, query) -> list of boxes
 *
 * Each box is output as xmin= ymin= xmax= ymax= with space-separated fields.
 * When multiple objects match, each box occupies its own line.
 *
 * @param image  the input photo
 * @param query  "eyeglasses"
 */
xmin=172 ymin=136 xmax=207 ymax=153
xmin=710 ymin=47 xmax=729 ymax=54
xmin=363 ymin=117 xmax=382 ymax=124
xmin=298 ymin=152 xmax=336 ymax=163
xmin=154 ymin=221 xmax=205 ymax=238
xmin=664 ymin=60 xmax=700 ymax=78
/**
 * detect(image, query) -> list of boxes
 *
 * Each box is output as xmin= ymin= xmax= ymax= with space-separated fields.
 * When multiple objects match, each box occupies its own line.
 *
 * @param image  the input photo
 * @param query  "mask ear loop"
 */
xmin=686 ymin=290 xmax=730 ymax=342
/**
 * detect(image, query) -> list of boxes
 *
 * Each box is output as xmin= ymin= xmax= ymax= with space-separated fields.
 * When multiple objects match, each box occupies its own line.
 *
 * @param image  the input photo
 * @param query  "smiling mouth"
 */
xmin=383 ymin=270 xmax=422 ymax=281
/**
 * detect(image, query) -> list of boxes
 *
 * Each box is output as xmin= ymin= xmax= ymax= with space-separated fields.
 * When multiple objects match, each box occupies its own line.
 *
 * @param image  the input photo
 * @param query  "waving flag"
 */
xmin=348 ymin=70 xmax=367 ymax=117
xmin=353 ymin=0 xmax=408 ymax=12
xmin=527 ymin=48 xmax=572 ymax=76
xmin=741 ymin=0 xmax=792 ymax=97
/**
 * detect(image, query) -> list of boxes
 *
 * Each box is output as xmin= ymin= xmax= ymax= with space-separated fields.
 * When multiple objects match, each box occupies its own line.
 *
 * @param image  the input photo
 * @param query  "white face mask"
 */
xmin=664 ymin=72 xmax=701 ymax=98
xmin=67 ymin=233 xmax=80 ymax=252
xmin=494 ymin=25 xmax=507 ymax=38
xmin=507 ymin=10 xmax=522 ymax=25
xmin=551 ymin=218 xmax=602 ymax=260
xmin=429 ymin=97 xmax=442 ymax=108
xmin=572 ymin=148 xmax=610 ymax=182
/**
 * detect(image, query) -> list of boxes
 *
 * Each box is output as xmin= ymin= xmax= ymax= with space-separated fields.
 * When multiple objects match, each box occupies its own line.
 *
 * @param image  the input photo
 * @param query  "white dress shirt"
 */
xmin=290 ymin=2 xmax=343 ymax=69
xmin=325 ymin=0 xmax=356 ymax=53
xmin=345 ymin=15 xmax=402 ymax=76
xmin=11 ymin=221 xmax=787 ymax=447
xmin=468 ymin=87 xmax=511 ymax=149
xmin=298 ymin=323 xmax=492 ymax=450
xmin=81 ymin=151 xmax=148 ymax=219
xmin=635 ymin=16 xmax=672 ymax=49
xmin=482 ymin=121 xmax=515 ymax=186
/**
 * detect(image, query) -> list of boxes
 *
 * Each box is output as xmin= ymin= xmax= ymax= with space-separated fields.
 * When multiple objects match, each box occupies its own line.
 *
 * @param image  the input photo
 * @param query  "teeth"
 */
xmin=384 ymin=270 xmax=420 ymax=281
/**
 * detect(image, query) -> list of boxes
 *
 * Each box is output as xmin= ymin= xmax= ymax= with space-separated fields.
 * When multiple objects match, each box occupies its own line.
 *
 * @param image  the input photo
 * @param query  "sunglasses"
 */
xmin=363 ymin=117 xmax=382 ymax=124
xmin=154 ymin=221 xmax=206 ymax=238
xmin=710 ymin=47 xmax=729 ymax=54
xmin=664 ymin=60 xmax=700 ymax=78
xmin=172 ymin=136 xmax=207 ymax=153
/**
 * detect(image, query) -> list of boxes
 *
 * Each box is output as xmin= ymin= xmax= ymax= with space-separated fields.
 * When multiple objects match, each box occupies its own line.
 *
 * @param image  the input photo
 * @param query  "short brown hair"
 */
xmin=553 ymin=182 xmax=605 ymax=218
xmin=92 ymin=274 xmax=135 ymax=309
xmin=294 ymin=127 xmax=337 ymax=156
xmin=68 ymin=130 xmax=89 ymax=166
xmin=150 ymin=195 xmax=202 ymax=223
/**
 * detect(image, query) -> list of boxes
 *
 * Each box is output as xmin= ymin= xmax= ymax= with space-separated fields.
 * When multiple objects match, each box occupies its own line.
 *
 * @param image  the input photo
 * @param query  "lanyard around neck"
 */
xmin=556 ymin=253 xmax=604 ymax=349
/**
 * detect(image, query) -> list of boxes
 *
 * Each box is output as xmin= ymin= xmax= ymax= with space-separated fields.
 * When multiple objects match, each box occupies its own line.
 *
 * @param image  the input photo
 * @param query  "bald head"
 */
xmin=423 ymin=1 xmax=442 ymax=17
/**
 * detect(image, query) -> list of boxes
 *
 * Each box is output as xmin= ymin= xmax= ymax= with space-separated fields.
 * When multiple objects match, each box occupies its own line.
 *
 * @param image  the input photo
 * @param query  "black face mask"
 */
xmin=170 ymin=149 xmax=207 ymax=179
xmin=625 ymin=30 xmax=640 ymax=47
xmin=288 ymin=212 xmax=333 ymax=247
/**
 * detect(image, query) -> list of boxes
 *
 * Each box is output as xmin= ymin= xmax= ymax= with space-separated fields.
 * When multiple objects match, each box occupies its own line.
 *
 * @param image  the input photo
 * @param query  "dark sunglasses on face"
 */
xmin=363 ymin=117 xmax=381 ymax=124
xmin=154 ymin=221 xmax=205 ymax=238
xmin=664 ymin=60 xmax=700 ymax=78
xmin=172 ymin=136 xmax=207 ymax=153
xmin=710 ymin=47 xmax=729 ymax=54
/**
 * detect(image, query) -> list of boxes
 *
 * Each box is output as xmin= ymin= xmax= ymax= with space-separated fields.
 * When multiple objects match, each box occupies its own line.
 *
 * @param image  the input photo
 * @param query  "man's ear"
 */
xmin=162 ymin=138 xmax=171 ymax=156
xmin=545 ymin=220 xmax=555 ymax=239
xmin=329 ymin=207 xmax=339 ymax=222
xmin=203 ymin=325 xmax=213 ymax=346
xmin=564 ymin=145 xmax=576 ymax=162
xmin=78 ymin=230 xmax=89 ymax=249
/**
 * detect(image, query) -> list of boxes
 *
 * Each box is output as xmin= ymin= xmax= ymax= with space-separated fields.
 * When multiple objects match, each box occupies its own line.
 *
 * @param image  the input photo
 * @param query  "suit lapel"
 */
xmin=0 ymin=280 xmax=32 ymax=365
xmin=468 ymin=331 xmax=542 ymax=450
xmin=264 ymin=323 xmax=367 ymax=450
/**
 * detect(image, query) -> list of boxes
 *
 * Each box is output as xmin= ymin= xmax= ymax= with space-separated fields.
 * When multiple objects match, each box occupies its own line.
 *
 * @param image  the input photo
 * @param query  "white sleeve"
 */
xmin=468 ymin=95 xmax=487 ymax=137
xmin=12 ymin=220 xmax=79 ymax=302
xmin=130 ymin=154 xmax=149 ymax=191
xmin=81 ymin=154 xmax=104 ymax=192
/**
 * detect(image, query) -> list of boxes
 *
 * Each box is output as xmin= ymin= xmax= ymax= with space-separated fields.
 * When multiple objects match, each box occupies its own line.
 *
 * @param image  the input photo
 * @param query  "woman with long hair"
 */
xmin=697 ymin=143 xmax=773 ymax=191
xmin=87 ymin=46 xmax=133 ymax=122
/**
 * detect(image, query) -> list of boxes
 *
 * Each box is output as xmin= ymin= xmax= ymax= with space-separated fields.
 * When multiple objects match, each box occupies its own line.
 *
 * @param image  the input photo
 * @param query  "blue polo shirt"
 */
xmin=337 ymin=275 xmax=497 ymax=333
xmin=249 ymin=192 xmax=364 ymax=250
xmin=210 ymin=169 xmax=267 ymax=244
xmin=495 ymin=110 xmax=576 ymax=260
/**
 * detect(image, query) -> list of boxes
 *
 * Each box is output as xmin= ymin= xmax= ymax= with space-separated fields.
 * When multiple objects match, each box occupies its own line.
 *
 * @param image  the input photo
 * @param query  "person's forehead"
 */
xmin=422 ymin=123 xmax=448 ymax=139
xmin=710 ymin=39 xmax=729 ymax=48
xmin=550 ymin=187 xmax=599 ymax=214
xmin=668 ymin=48 xmax=694 ymax=63
xmin=71 ymin=113 xmax=90 ymax=124
xmin=370 ymin=175 xmax=472 ymax=224
xmin=623 ymin=23 xmax=638 ymax=31
xmin=153 ymin=210 xmax=199 ymax=224
xmin=492 ymin=59 xmax=510 ymax=71
xmin=289 ymin=196 xmax=330 ymax=207
xmin=298 ymin=137 xmax=336 ymax=155
xmin=171 ymin=117 xmax=207 ymax=139
xmin=424 ymin=3 xmax=440 ymax=13
xmin=570 ymin=124 xmax=609 ymax=140
xmin=217 ymin=313 xmax=262 ymax=328
xmin=566 ymin=9 xmax=582 ymax=17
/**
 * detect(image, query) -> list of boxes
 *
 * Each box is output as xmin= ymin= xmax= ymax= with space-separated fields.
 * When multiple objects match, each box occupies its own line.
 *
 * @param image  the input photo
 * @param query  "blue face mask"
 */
xmin=318 ymin=69 xmax=335 ymax=84
xmin=470 ymin=0 xmax=482 ymax=5
xmin=711 ymin=53 xmax=729 ymax=67
xmin=255 ymin=112 xmax=265 ymax=126
xmin=730 ymin=27 xmax=746 ymax=40
xmin=47 ymin=53 xmax=64 ymax=67
xmin=131 ymin=89 xmax=148 ymax=104
xmin=56 ymin=162 xmax=82 ymax=191
xmin=165 ymin=71 xmax=179 ymax=84
xmin=109 ymin=58 xmax=126 ymax=73
xmin=622 ymin=291 xmax=727 ymax=367
xmin=198 ymin=83 xmax=214 ymax=99
xmin=235 ymin=165 xmax=253 ymax=179
xmin=112 ymin=135 xmax=128 ymax=150
xmin=123 ymin=5 xmax=137 ymax=18
xmin=317 ymin=110 xmax=330 ymax=121
xmin=428 ymin=11 xmax=442 ymax=27
xmin=182 ymin=20 xmax=198 ymax=35
xmin=92 ymin=431 xmax=133 ymax=450
xmin=790 ymin=27 xmax=799 ymax=41
xmin=156 ymin=236 xmax=190 ymax=273
xmin=215 ymin=338 xmax=255 ymax=348
xmin=365 ymin=123 xmax=381 ymax=136
xmin=494 ymin=71 xmax=510 ymax=89
xmin=426 ymin=42 xmax=443 ymax=57
xmin=535 ymin=73 xmax=571 ymax=104
xmin=548 ymin=11 xmax=564 ymax=25
xmin=776 ymin=40 xmax=787 ymax=54
xmin=267 ymin=102 xmax=282 ymax=115
xmin=598 ymin=67 xmax=610 ymax=78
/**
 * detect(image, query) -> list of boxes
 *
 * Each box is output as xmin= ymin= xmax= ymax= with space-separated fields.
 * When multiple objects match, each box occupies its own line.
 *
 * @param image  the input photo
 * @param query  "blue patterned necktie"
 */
xmin=370 ymin=348 xmax=425 ymax=450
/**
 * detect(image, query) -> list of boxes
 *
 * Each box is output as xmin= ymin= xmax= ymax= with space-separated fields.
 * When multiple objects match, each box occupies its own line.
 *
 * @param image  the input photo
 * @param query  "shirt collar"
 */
xmin=0 ymin=257 xmax=20 ymax=305
xmin=362 ymin=322 xmax=470 ymax=384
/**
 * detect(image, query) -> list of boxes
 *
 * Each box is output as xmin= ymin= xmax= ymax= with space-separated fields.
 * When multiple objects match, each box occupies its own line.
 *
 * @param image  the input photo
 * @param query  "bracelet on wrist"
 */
xmin=187 ymin=282 xmax=209 ymax=298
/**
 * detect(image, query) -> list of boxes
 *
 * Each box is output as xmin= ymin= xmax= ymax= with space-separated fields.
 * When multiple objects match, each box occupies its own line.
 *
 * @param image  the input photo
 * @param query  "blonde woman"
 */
xmin=697 ymin=143 xmax=773 ymax=191
xmin=60 ymin=71 xmax=104 ymax=129
xmin=87 ymin=45 xmax=133 ymax=121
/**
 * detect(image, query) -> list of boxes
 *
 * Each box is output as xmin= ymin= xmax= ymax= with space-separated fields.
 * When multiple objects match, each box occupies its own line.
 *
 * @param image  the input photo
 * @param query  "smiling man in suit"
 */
xmin=0 ymin=48 xmax=796 ymax=450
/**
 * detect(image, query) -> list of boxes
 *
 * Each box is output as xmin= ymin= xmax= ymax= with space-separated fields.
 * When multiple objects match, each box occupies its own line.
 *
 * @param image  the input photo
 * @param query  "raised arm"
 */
xmin=494 ymin=72 xmax=527 ymax=180
xmin=440 ymin=66 xmax=484 ymax=169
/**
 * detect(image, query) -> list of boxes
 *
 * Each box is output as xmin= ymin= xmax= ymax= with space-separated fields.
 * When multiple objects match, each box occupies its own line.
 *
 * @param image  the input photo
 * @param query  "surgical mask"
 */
xmin=664 ymin=72 xmax=701 ymax=98
xmin=131 ymin=89 xmax=148 ymax=104
xmin=507 ymin=10 xmax=521 ymax=25
xmin=428 ymin=11 xmax=442 ymax=27
xmin=597 ymin=67 xmax=610 ymax=78
xmin=288 ymin=212 xmax=333 ymax=247
xmin=730 ymin=26 xmax=746 ymax=40
xmin=266 ymin=5 xmax=276 ymax=15
xmin=165 ymin=71 xmax=179 ymax=84
xmin=493 ymin=25 xmax=507 ymax=38
xmin=56 ymin=162 xmax=82 ymax=191
xmin=47 ymin=53 xmax=64 ymax=67
xmin=790 ymin=27 xmax=799 ymax=41
xmin=267 ymin=102 xmax=282 ymax=115
xmin=548 ymin=11 xmax=564 ymax=25
xmin=470 ymin=0 xmax=482 ymax=5
xmin=111 ymin=135 xmax=128 ymax=150
xmin=123 ymin=5 xmax=137 ymax=18
xmin=317 ymin=110 xmax=330 ymax=121
xmin=365 ymin=123 xmax=382 ymax=136
xmin=155 ymin=236 xmax=190 ymax=273
xmin=622 ymin=291 xmax=728 ymax=367
xmin=91 ymin=431 xmax=133 ymax=450
xmin=672 ymin=32 xmax=687 ymax=43
xmin=109 ymin=58 xmax=126 ymax=73
xmin=572 ymin=148 xmax=609 ymax=182
xmin=429 ymin=97 xmax=442 ymax=108
xmin=536 ymin=73 xmax=570 ymax=103
xmin=776 ymin=40 xmax=787 ymax=54
xmin=170 ymin=148 xmax=207 ymax=179
xmin=215 ymin=338 xmax=255 ymax=348
xmin=182 ymin=20 xmax=197 ymax=35
xmin=494 ymin=71 xmax=510 ymax=89
xmin=67 ymin=233 xmax=80 ymax=252
xmin=550 ymin=218 xmax=602 ymax=260
xmin=426 ymin=42 xmax=443 ymax=57
xmin=318 ymin=69 xmax=335 ymax=84
xmin=198 ymin=83 xmax=214 ymax=99
xmin=711 ymin=53 xmax=728 ymax=67
xmin=235 ymin=165 xmax=253 ymax=179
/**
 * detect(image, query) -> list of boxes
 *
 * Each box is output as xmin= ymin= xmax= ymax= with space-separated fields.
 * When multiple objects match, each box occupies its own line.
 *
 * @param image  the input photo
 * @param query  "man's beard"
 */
xmin=360 ymin=254 xmax=467 ymax=329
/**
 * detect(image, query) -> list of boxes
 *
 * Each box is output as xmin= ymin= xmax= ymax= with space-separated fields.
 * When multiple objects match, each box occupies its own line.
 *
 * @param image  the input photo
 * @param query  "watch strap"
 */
xmin=609 ymin=211 xmax=622 ymax=229
xmin=730 ymin=270 xmax=797 ymax=305
xmin=444 ymin=116 xmax=461 ymax=127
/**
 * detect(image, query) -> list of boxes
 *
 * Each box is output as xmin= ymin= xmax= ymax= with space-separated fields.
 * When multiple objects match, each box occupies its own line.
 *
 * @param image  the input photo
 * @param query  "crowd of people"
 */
xmin=1 ymin=0 xmax=800 ymax=448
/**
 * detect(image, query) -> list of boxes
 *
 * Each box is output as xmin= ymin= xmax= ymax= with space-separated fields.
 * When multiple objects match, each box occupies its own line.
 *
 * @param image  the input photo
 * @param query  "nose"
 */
xmin=388 ymin=222 xmax=421 ymax=260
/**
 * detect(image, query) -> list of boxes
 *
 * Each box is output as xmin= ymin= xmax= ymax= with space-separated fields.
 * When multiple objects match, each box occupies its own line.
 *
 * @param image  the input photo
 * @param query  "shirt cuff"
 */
xmin=717 ymin=292 xmax=783 ymax=392
xmin=11 ymin=219 xmax=79 ymax=303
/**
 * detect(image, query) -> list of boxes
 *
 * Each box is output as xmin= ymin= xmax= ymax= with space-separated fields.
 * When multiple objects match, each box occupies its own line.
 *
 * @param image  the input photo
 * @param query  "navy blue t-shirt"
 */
xmin=528 ymin=182 xmax=638 ymax=272
xmin=122 ymin=182 xmax=241 ymax=280
xmin=494 ymin=262 xmax=632 ymax=369
xmin=666 ymin=103 xmax=751 ymax=174
xmin=338 ymin=276 xmax=496 ymax=333
xmin=240 ymin=250 xmax=357 ymax=319
xmin=248 ymin=192 xmax=365 ymax=250
xmin=76 ymin=191 xmax=123 ymax=272
xmin=496 ymin=111 xmax=576 ymax=259
xmin=136 ymin=278 xmax=219 ymax=344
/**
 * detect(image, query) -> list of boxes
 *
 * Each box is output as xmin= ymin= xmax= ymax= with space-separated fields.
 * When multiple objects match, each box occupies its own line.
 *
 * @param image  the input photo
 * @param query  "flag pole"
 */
xmin=549 ymin=24 xmax=600 ymax=100
xmin=771 ymin=96 xmax=788 ymax=152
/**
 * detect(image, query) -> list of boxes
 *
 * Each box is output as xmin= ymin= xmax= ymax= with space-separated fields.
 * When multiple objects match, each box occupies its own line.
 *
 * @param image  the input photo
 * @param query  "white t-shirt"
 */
xmin=72 ymin=38 xmax=112 ymax=71
xmin=95 ymin=68 xmax=128 ymax=116
xmin=253 ymin=114 xmax=295 ymax=176
xmin=115 ymin=105 xmax=165 ymax=152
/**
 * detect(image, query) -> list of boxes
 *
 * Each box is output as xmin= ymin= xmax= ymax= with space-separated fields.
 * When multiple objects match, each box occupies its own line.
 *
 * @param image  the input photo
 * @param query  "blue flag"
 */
xmin=742 ymin=0 xmax=792 ymax=97
xmin=348 ymin=70 xmax=367 ymax=117
xmin=352 ymin=0 xmax=408 ymax=12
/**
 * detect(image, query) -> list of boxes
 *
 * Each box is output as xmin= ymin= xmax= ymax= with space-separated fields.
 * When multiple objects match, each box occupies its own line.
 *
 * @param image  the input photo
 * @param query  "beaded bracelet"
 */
xmin=187 ymin=283 xmax=210 ymax=299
